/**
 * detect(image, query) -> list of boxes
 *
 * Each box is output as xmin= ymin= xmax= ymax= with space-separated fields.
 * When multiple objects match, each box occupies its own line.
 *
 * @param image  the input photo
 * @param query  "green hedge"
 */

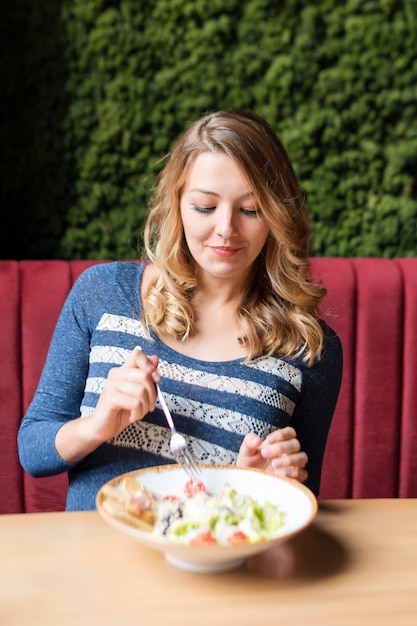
xmin=1 ymin=0 xmax=416 ymax=259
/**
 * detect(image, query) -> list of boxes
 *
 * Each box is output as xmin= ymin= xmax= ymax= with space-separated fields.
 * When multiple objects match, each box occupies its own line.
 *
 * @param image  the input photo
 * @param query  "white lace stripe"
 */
xmin=80 ymin=404 xmax=239 ymax=464
xmin=90 ymin=345 xmax=130 ymax=365
xmin=158 ymin=360 xmax=295 ymax=408
xmin=159 ymin=393 xmax=293 ymax=435
xmin=85 ymin=377 xmax=106 ymax=394
xmin=80 ymin=405 xmax=95 ymax=418
xmin=96 ymin=313 xmax=150 ymax=339
xmin=110 ymin=421 xmax=238 ymax=465
xmin=245 ymin=356 xmax=302 ymax=391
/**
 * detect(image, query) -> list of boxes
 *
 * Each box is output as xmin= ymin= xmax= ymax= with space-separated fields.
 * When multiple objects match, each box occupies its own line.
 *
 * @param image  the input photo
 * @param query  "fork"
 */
xmin=156 ymin=384 xmax=202 ymax=480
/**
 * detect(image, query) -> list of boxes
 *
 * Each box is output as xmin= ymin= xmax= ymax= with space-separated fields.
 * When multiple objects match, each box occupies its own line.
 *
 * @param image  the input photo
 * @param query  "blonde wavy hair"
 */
xmin=143 ymin=110 xmax=326 ymax=365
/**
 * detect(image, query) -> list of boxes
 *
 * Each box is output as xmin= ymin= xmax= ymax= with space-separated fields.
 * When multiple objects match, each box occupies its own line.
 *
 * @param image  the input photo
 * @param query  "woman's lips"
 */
xmin=210 ymin=246 xmax=241 ymax=257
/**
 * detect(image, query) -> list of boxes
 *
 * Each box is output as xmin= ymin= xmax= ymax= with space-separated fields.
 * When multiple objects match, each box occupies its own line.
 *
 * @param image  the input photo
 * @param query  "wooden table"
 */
xmin=1 ymin=499 xmax=416 ymax=625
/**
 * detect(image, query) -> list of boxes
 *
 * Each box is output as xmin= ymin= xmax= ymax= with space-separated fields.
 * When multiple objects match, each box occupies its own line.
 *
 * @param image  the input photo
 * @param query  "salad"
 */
xmin=152 ymin=478 xmax=286 ymax=545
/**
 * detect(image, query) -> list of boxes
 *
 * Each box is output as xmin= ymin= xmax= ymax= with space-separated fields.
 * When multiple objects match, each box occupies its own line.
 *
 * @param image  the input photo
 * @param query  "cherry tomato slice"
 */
xmin=184 ymin=478 xmax=207 ymax=496
xmin=163 ymin=495 xmax=179 ymax=502
xmin=228 ymin=531 xmax=249 ymax=544
xmin=190 ymin=530 xmax=215 ymax=545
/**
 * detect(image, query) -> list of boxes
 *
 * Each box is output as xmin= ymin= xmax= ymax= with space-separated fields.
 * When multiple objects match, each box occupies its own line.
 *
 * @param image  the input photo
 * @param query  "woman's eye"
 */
xmin=241 ymin=208 xmax=262 ymax=217
xmin=192 ymin=205 xmax=216 ymax=214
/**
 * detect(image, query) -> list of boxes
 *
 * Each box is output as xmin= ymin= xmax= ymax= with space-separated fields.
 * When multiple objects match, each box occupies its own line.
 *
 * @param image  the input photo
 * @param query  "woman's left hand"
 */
xmin=236 ymin=427 xmax=308 ymax=484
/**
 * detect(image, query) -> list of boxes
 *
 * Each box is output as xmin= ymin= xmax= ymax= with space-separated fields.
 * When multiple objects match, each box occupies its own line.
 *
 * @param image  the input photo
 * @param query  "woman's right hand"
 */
xmin=55 ymin=347 xmax=160 ymax=463
xmin=91 ymin=346 xmax=160 ymax=441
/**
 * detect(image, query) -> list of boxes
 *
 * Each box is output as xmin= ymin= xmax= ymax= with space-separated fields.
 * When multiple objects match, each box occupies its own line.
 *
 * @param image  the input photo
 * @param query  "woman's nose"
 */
xmin=215 ymin=207 xmax=238 ymax=238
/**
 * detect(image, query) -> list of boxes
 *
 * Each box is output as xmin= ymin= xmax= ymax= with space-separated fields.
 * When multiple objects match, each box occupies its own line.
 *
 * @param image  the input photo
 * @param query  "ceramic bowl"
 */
xmin=96 ymin=464 xmax=317 ymax=573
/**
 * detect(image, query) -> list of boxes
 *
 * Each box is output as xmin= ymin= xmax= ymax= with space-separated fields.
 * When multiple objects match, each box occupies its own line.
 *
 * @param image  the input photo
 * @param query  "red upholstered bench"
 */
xmin=1 ymin=258 xmax=416 ymax=514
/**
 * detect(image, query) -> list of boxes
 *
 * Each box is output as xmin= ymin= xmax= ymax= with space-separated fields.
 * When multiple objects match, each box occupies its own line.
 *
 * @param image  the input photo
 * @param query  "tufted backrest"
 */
xmin=0 ymin=258 xmax=416 ymax=513
xmin=311 ymin=258 xmax=417 ymax=500
xmin=0 ymin=260 xmax=101 ymax=514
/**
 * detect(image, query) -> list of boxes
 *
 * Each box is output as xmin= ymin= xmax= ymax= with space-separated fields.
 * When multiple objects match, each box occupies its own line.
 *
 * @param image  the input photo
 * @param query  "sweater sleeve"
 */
xmin=17 ymin=265 xmax=111 ymax=477
xmin=291 ymin=325 xmax=343 ymax=497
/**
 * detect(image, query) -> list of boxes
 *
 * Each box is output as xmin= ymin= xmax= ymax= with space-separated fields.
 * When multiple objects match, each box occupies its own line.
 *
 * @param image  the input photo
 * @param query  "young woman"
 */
xmin=18 ymin=110 xmax=343 ymax=510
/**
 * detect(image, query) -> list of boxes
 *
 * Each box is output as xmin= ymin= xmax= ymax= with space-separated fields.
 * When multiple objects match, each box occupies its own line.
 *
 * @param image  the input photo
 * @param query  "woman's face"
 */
xmin=180 ymin=152 xmax=269 ymax=283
